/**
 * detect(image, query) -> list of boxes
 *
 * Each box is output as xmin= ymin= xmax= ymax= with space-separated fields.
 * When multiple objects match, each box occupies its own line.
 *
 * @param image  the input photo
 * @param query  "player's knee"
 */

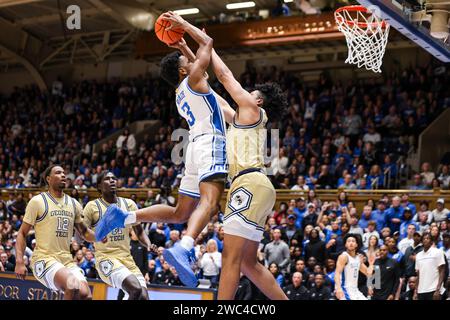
xmin=173 ymin=206 xmax=191 ymax=223
xmin=127 ymin=283 xmax=144 ymax=300
xmin=139 ymin=288 xmax=148 ymax=300
xmin=79 ymin=287 xmax=92 ymax=300
xmin=198 ymin=200 xmax=217 ymax=217
xmin=241 ymin=258 xmax=257 ymax=274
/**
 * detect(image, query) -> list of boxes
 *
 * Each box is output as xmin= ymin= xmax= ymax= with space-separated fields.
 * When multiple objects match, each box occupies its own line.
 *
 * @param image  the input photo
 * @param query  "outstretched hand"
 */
xmin=168 ymin=37 xmax=186 ymax=49
xmin=162 ymin=11 xmax=186 ymax=31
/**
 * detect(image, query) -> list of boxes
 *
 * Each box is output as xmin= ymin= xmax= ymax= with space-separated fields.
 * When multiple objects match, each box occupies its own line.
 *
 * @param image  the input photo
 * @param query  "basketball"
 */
xmin=155 ymin=14 xmax=185 ymax=45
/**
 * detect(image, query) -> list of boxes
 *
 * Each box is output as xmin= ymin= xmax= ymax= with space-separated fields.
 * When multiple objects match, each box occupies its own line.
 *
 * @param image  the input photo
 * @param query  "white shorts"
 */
xmin=106 ymin=267 xmax=147 ymax=290
xmin=341 ymin=287 xmax=367 ymax=300
xmin=33 ymin=260 xmax=86 ymax=291
xmin=179 ymin=134 xmax=227 ymax=198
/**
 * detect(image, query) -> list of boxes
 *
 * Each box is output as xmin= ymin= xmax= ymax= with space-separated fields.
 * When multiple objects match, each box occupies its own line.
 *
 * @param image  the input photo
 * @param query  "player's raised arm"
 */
xmin=169 ymin=38 xmax=196 ymax=63
xmin=210 ymin=48 xmax=258 ymax=115
xmin=334 ymin=253 xmax=347 ymax=300
xmin=14 ymin=222 xmax=33 ymax=280
xmin=163 ymin=11 xmax=212 ymax=93
xmin=170 ymin=38 xmax=235 ymax=123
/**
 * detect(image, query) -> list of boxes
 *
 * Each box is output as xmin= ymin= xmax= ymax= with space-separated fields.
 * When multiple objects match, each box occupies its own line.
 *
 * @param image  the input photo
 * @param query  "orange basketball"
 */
xmin=154 ymin=15 xmax=185 ymax=45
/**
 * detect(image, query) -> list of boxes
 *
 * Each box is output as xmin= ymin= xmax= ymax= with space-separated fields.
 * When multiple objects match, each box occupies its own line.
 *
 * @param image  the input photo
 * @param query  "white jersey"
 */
xmin=340 ymin=251 xmax=367 ymax=300
xmin=175 ymin=76 xmax=226 ymax=140
xmin=342 ymin=251 xmax=360 ymax=289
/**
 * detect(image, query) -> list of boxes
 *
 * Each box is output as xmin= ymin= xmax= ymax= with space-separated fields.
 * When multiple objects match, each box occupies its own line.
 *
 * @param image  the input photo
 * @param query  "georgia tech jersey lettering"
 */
xmin=23 ymin=192 xmax=83 ymax=264
xmin=83 ymin=197 xmax=138 ymax=259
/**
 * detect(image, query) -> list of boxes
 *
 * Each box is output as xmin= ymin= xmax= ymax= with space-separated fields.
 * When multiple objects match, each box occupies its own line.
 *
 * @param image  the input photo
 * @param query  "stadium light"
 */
xmin=173 ymin=8 xmax=200 ymax=15
xmin=284 ymin=0 xmax=294 ymax=2
xmin=226 ymin=2 xmax=256 ymax=10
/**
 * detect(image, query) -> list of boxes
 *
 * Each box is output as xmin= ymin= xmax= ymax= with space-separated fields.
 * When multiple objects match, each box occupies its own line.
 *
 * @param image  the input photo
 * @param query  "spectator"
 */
xmin=309 ymin=273 xmax=332 ymax=300
xmin=338 ymin=174 xmax=356 ymax=189
xmin=199 ymin=239 xmax=222 ymax=288
xmin=283 ymin=272 xmax=309 ymax=300
xmin=364 ymin=234 xmax=380 ymax=262
xmin=372 ymin=200 xmax=388 ymax=232
xmin=291 ymin=176 xmax=309 ymax=191
xmin=410 ymin=174 xmax=428 ymax=190
xmin=420 ymin=162 xmax=435 ymax=187
xmin=264 ymin=229 xmax=290 ymax=273
xmin=362 ymin=222 xmax=380 ymax=249
xmin=304 ymin=228 xmax=326 ymax=266
xmin=153 ymin=260 xmax=175 ymax=285
xmin=442 ymin=232 xmax=450 ymax=278
xmin=165 ymin=230 xmax=180 ymax=248
xmin=293 ymin=197 xmax=307 ymax=229
xmin=437 ymin=165 xmax=450 ymax=189
xmin=400 ymin=276 xmax=417 ymax=300
xmin=385 ymin=196 xmax=404 ymax=234
xmin=130 ymin=229 xmax=149 ymax=277
xmin=403 ymin=231 xmax=424 ymax=279
xmin=386 ymin=237 xmax=404 ymax=263
xmin=9 ymin=193 xmax=26 ymax=217
xmin=234 ymin=274 xmax=253 ymax=300
xmin=1 ymin=252 xmax=14 ymax=271
xmin=432 ymin=198 xmax=450 ymax=223
xmin=269 ymin=263 xmax=285 ymax=287
xmin=398 ymin=223 xmax=417 ymax=254
xmin=399 ymin=208 xmax=417 ymax=240
xmin=302 ymin=203 xmax=319 ymax=230
xmin=149 ymin=223 xmax=168 ymax=248
xmin=414 ymin=200 xmax=433 ymax=224
xmin=414 ymin=233 xmax=446 ymax=300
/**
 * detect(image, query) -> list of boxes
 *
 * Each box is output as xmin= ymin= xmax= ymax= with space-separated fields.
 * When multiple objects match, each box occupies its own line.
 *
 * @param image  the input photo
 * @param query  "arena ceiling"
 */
xmin=0 ymin=0 xmax=417 ymax=86
xmin=0 ymin=0 xmax=354 ymax=71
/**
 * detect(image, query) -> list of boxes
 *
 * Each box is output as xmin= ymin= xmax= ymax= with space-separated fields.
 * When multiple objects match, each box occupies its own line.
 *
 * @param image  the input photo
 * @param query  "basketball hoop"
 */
xmin=335 ymin=5 xmax=390 ymax=73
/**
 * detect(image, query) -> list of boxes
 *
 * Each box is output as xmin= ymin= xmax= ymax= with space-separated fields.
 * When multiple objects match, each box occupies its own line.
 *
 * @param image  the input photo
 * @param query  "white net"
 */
xmin=335 ymin=6 xmax=390 ymax=73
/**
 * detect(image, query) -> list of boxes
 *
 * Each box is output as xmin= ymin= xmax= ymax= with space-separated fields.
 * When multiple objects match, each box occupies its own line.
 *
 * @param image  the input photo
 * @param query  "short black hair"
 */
xmin=96 ymin=171 xmax=115 ymax=191
xmin=343 ymin=233 xmax=362 ymax=250
xmin=42 ymin=164 xmax=61 ymax=186
xmin=254 ymin=82 xmax=287 ymax=121
xmin=160 ymin=51 xmax=182 ymax=87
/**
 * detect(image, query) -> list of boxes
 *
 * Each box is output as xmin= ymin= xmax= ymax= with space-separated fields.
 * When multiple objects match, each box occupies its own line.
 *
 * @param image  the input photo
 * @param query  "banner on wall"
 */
xmin=0 ymin=272 xmax=215 ymax=300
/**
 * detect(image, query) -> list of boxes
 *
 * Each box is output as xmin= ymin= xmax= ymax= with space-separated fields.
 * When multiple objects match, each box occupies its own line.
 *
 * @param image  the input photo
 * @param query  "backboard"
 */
xmin=357 ymin=0 xmax=450 ymax=62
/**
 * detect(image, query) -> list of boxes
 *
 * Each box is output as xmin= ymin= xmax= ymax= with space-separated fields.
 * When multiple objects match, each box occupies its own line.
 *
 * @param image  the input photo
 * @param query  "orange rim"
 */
xmin=335 ymin=5 xmax=388 ymax=29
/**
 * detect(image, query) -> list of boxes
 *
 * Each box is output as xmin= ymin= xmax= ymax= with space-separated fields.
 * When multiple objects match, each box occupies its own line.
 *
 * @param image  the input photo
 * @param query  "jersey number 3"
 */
xmin=181 ymin=102 xmax=196 ymax=126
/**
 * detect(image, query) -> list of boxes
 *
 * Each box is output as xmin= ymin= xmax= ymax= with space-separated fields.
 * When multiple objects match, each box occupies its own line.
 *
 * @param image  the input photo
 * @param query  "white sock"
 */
xmin=179 ymin=236 xmax=194 ymax=251
xmin=124 ymin=211 xmax=136 ymax=225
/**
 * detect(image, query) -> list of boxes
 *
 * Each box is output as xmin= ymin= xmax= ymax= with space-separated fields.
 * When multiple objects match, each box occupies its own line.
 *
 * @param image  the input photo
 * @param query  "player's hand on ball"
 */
xmin=15 ymin=262 xmax=27 ymax=280
xmin=168 ymin=38 xmax=186 ymax=49
xmin=162 ymin=11 xmax=186 ymax=31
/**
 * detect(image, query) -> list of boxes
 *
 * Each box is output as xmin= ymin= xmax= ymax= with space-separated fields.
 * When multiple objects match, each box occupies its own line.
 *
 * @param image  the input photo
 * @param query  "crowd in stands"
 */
xmin=0 ymin=63 xmax=449 ymax=193
xmin=0 ymin=49 xmax=449 ymax=299
xmin=1 ymin=189 xmax=449 ymax=299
